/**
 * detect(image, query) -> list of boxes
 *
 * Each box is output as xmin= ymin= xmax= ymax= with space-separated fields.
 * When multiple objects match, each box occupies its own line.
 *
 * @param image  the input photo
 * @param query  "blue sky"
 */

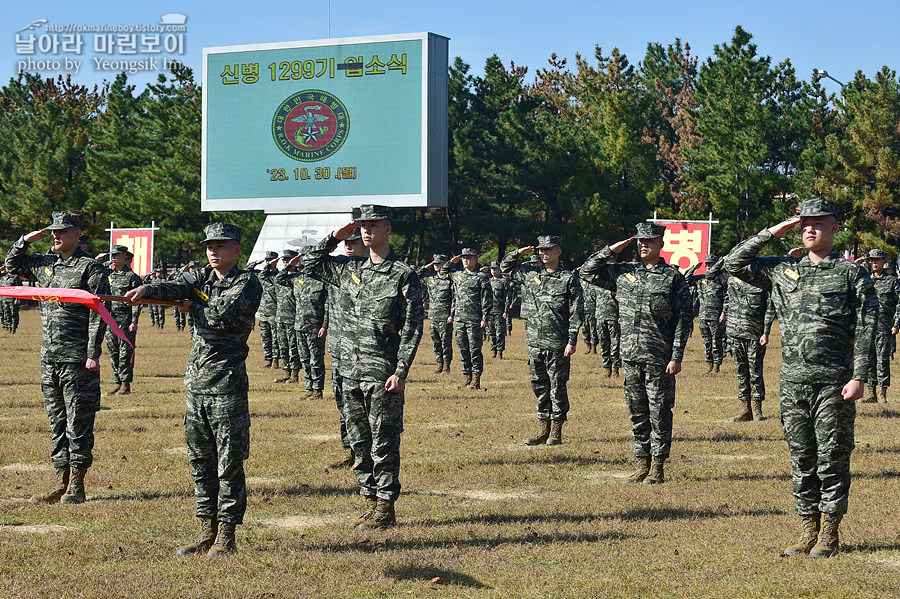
xmin=3 ymin=0 xmax=898 ymax=93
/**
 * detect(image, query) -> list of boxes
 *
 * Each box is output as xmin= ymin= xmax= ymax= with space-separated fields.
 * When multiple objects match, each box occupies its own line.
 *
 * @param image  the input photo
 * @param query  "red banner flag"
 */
xmin=0 ymin=286 xmax=134 ymax=360
xmin=657 ymin=221 xmax=712 ymax=275
xmin=111 ymin=229 xmax=154 ymax=277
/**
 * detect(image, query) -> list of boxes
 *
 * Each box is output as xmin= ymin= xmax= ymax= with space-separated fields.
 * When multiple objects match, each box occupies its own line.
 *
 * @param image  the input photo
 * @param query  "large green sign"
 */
xmin=202 ymin=33 xmax=448 ymax=213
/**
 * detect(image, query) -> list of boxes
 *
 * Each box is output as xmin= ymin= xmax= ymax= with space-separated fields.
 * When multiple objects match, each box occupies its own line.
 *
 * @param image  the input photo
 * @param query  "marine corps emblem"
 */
xmin=272 ymin=90 xmax=350 ymax=162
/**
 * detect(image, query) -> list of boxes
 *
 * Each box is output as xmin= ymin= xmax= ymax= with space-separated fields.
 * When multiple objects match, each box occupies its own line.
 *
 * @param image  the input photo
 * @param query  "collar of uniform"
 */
xmin=365 ymin=251 xmax=399 ymax=272
xmin=208 ymin=264 xmax=240 ymax=285
xmin=798 ymin=250 xmax=840 ymax=269
xmin=56 ymin=246 xmax=91 ymax=266
xmin=538 ymin=266 xmax=567 ymax=278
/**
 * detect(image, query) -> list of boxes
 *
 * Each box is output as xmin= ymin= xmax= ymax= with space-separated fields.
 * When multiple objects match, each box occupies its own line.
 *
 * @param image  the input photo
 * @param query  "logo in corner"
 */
xmin=272 ymin=90 xmax=349 ymax=162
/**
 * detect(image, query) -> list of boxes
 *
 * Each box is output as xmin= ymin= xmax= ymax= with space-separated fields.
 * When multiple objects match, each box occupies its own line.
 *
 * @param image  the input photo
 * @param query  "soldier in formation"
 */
xmin=250 ymin=251 xmax=281 ymax=369
xmin=103 ymin=245 xmax=143 ymax=396
xmin=502 ymin=235 xmax=583 ymax=446
xmin=440 ymin=248 xmax=491 ymax=389
xmin=280 ymin=247 xmax=328 ymax=399
xmin=862 ymin=248 xmax=899 ymax=403
xmin=590 ymin=254 xmax=622 ymax=378
xmin=127 ymin=222 xmax=262 ymax=556
xmin=725 ymin=199 xmax=877 ymax=558
xmin=143 ymin=269 xmax=167 ymax=329
xmin=581 ymin=222 xmax=692 ymax=485
xmin=6 ymin=212 xmax=109 ymax=505
xmin=274 ymin=249 xmax=300 ymax=384
xmin=417 ymin=253 xmax=454 ymax=373
xmin=0 ymin=264 xmax=22 ymax=334
xmin=685 ymin=255 xmax=729 ymax=373
xmin=486 ymin=261 xmax=514 ymax=359
xmin=304 ymin=205 xmax=424 ymax=530
xmin=580 ymin=274 xmax=599 ymax=354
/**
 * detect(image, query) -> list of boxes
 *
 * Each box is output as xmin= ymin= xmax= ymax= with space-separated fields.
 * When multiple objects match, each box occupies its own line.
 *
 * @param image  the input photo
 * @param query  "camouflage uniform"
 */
xmin=417 ymin=254 xmax=454 ymax=366
xmin=142 ymin=223 xmax=261 ymax=524
xmin=594 ymin=285 xmax=622 ymax=369
xmin=142 ymin=273 xmax=162 ymax=327
xmin=440 ymin=251 xmax=491 ymax=375
xmin=581 ymin=281 xmax=599 ymax=348
xmin=487 ymin=263 xmax=514 ymax=353
xmin=580 ymin=225 xmax=692 ymax=460
xmin=170 ymin=269 xmax=187 ymax=330
xmin=303 ymin=208 xmax=424 ymax=501
xmin=276 ymin=263 xmax=327 ymax=391
xmin=275 ymin=251 xmax=300 ymax=375
xmin=723 ymin=275 xmax=776 ymax=406
xmin=253 ymin=252 xmax=280 ymax=362
xmin=501 ymin=236 xmax=583 ymax=423
xmin=685 ymin=257 xmax=729 ymax=366
xmin=5 ymin=213 xmax=109 ymax=473
xmin=0 ymin=270 xmax=22 ymax=332
xmin=725 ymin=208 xmax=877 ymax=517
xmin=866 ymin=253 xmax=900 ymax=390
xmin=104 ymin=252 xmax=142 ymax=384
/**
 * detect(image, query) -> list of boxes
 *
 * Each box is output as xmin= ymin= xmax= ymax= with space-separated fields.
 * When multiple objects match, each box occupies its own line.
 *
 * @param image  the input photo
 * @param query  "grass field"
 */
xmin=1 ymin=308 xmax=900 ymax=598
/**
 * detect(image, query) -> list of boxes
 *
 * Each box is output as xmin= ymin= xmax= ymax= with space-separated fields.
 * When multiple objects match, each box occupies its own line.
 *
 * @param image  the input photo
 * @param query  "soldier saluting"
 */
xmin=725 ymin=199 xmax=877 ymax=558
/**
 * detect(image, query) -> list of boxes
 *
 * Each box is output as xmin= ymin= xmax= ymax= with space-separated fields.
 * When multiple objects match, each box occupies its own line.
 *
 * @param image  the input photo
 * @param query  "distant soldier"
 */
xmin=77 ymin=233 xmax=94 ymax=258
xmin=725 ymin=199 xmax=877 ymax=558
xmin=0 ymin=264 xmax=22 ymax=334
xmin=304 ymin=205 xmax=424 ymax=530
xmin=280 ymin=247 xmax=328 ymax=399
xmin=250 ymin=251 xmax=280 ymax=368
xmin=502 ymin=235 xmax=583 ymax=446
xmin=274 ymin=249 xmax=300 ymax=384
xmin=417 ymin=253 xmax=454 ymax=373
xmin=440 ymin=248 xmax=491 ymax=389
xmin=486 ymin=261 xmax=514 ymax=359
xmin=6 ymin=212 xmax=109 ymax=504
xmin=595 ymin=258 xmax=622 ymax=378
xmin=127 ymin=222 xmax=261 ymax=556
xmin=685 ymin=255 xmax=729 ymax=373
xmin=581 ymin=278 xmax=599 ymax=354
xmin=142 ymin=269 xmax=164 ymax=329
xmin=863 ymin=248 xmax=899 ymax=403
xmin=723 ymin=271 xmax=776 ymax=421
xmin=581 ymin=223 xmax=692 ymax=485
xmin=103 ymin=245 xmax=143 ymax=396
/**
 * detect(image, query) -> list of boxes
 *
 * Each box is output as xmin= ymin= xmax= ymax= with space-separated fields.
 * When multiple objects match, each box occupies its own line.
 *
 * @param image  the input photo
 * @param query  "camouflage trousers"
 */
xmin=173 ymin=307 xmax=186 ymax=329
xmin=343 ymin=379 xmax=404 ymax=500
xmin=731 ymin=336 xmax=766 ymax=402
xmin=105 ymin=327 xmax=136 ymax=383
xmin=582 ymin=312 xmax=598 ymax=346
xmin=258 ymin=319 xmax=279 ymax=361
xmin=1 ymin=297 xmax=19 ymax=329
xmin=781 ymin=380 xmax=855 ymax=515
xmin=488 ymin=314 xmax=507 ymax=351
xmin=528 ymin=346 xmax=571 ymax=421
xmin=276 ymin=321 xmax=300 ymax=370
xmin=41 ymin=361 xmax=101 ymax=470
xmin=867 ymin=330 xmax=893 ymax=388
xmin=184 ymin=391 xmax=251 ymax=524
xmin=598 ymin=319 xmax=622 ymax=369
xmin=430 ymin=317 xmax=453 ymax=364
xmin=331 ymin=357 xmax=349 ymax=449
xmin=699 ymin=319 xmax=725 ymax=365
xmin=297 ymin=330 xmax=326 ymax=390
xmin=148 ymin=304 xmax=165 ymax=327
xmin=455 ymin=322 xmax=485 ymax=374
xmin=623 ymin=361 xmax=675 ymax=458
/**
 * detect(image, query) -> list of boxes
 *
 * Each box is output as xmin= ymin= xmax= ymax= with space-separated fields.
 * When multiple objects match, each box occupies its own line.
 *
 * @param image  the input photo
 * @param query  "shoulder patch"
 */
xmin=784 ymin=268 xmax=800 ymax=281
xmin=625 ymin=273 xmax=637 ymax=283
xmin=44 ymin=267 xmax=52 ymax=277
xmin=351 ymin=273 xmax=361 ymax=285
xmin=533 ymin=276 xmax=541 ymax=285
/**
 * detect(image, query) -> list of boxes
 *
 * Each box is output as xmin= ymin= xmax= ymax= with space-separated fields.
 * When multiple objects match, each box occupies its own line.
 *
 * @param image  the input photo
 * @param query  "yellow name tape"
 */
xmin=784 ymin=268 xmax=800 ymax=280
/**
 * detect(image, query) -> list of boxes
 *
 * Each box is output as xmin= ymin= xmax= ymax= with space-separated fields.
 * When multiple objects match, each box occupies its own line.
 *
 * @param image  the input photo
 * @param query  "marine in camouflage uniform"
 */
xmin=580 ymin=279 xmax=599 ymax=353
xmin=304 ymin=205 xmax=424 ymax=530
xmin=723 ymin=271 xmax=776 ymax=421
xmin=277 ymin=248 xmax=328 ymax=398
xmin=595 ymin=277 xmax=622 ymax=376
xmin=416 ymin=253 xmax=454 ymax=372
xmin=685 ymin=255 xmax=729 ymax=372
xmin=863 ymin=249 xmax=900 ymax=403
xmin=581 ymin=222 xmax=692 ymax=484
xmin=274 ymin=249 xmax=301 ymax=383
xmin=170 ymin=267 xmax=188 ymax=330
xmin=502 ymin=235 xmax=583 ymax=445
xmin=725 ymin=199 xmax=877 ymax=558
xmin=0 ymin=265 xmax=22 ymax=333
xmin=103 ymin=245 xmax=143 ymax=395
xmin=439 ymin=248 xmax=491 ymax=388
xmin=518 ymin=254 xmax=541 ymax=337
xmin=133 ymin=222 xmax=261 ymax=555
xmin=486 ymin=261 xmax=514 ymax=358
xmin=251 ymin=251 xmax=280 ymax=367
xmin=142 ymin=271 xmax=161 ymax=328
xmin=6 ymin=211 xmax=109 ymax=504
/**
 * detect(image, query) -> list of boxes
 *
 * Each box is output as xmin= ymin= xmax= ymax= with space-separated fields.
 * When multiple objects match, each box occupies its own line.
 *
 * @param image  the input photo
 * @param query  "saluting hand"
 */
xmin=288 ymin=254 xmax=302 ymax=268
xmin=449 ymin=254 xmax=462 ymax=264
xmin=609 ymin=237 xmax=634 ymax=254
xmin=334 ymin=221 xmax=357 ymax=241
xmin=768 ymin=217 xmax=801 ymax=238
xmin=23 ymin=229 xmax=46 ymax=243
xmin=517 ymin=246 xmax=535 ymax=256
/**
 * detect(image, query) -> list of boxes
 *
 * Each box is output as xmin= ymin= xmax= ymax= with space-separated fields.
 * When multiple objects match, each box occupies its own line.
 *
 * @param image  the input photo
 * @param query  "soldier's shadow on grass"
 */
xmin=857 ymin=409 xmax=900 ymax=420
xmin=474 ymin=453 xmax=609 ymax=467
xmin=385 ymin=564 xmax=490 ymax=589
xmin=274 ymin=482 xmax=358 ymax=497
xmin=837 ymin=541 xmax=900 ymax=553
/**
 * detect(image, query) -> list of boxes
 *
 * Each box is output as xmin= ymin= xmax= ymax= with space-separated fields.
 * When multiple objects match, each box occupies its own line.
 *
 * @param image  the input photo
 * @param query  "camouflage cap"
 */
xmin=346 ymin=227 xmax=362 ymax=241
xmin=528 ymin=254 xmax=541 ymax=264
xmin=868 ymin=248 xmax=889 ymax=259
xmin=634 ymin=222 xmax=666 ymax=239
xmin=460 ymin=247 xmax=478 ymax=257
xmin=282 ymin=249 xmax=299 ymax=259
xmin=536 ymin=235 xmax=561 ymax=249
xmin=433 ymin=253 xmax=449 ymax=263
xmin=355 ymin=204 xmax=392 ymax=222
xmin=705 ymin=254 xmax=719 ymax=263
xmin=798 ymin=198 xmax=836 ymax=218
xmin=264 ymin=251 xmax=279 ymax=260
xmin=46 ymin=211 xmax=84 ymax=230
xmin=489 ymin=261 xmax=501 ymax=268
xmin=111 ymin=244 xmax=133 ymax=257
xmin=202 ymin=222 xmax=242 ymax=244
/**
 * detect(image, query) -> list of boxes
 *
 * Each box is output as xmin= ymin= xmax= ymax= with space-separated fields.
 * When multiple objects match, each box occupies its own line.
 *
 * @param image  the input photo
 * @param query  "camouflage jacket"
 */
xmin=323 ymin=285 xmax=349 ymax=357
xmin=304 ymin=234 xmax=424 ymax=381
xmin=723 ymin=275 xmax=776 ymax=340
xmin=416 ymin=266 xmax=454 ymax=319
xmin=438 ymin=265 xmax=492 ymax=324
xmin=724 ymin=229 xmax=877 ymax=384
xmin=501 ymin=252 xmax=583 ymax=350
xmin=275 ymin=267 xmax=327 ymax=332
xmin=871 ymin=273 xmax=900 ymax=332
xmin=581 ymin=279 xmax=598 ymax=315
xmin=273 ymin=269 xmax=296 ymax=324
xmin=580 ymin=247 xmax=692 ymax=365
xmin=0 ymin=272 xmax=22 ymax=289
xmin=106 ymin=266 xmax=143 ymax=325
xmin=685 ymin=259 xmax=729 ymax=320
xmin=144 ymin=265 xmax=261 ymax=394
xmin=488 ymin=275 xmax=515 ymax=317
xmin=594 ymin=285 xmax=619 ymax=322
xmin=5 ymin=236 xmax=109 ymax=362
xmin=254 ymin=267 xmax=279 ymax=321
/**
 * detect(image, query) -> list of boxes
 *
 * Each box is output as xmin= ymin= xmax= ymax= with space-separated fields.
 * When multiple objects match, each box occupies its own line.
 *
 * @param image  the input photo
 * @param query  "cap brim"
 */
xmin=535 ymin=243 xmax=559 ymax=249
xmin=799 ymin=211 xmax=835 ymax=218
xmin=202 ymin=236 xmax=235 ymax=244
xmin=634 ymin=234 xmax=662 ymax=240
xmin=46 ymin=224 xmax=73 ymax=230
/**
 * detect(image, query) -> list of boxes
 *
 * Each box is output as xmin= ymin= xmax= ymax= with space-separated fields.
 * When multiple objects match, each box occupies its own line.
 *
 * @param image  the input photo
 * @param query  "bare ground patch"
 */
xmin=258 ymin=515 xmax=343 ymax=530
xmin=0 ymin=524 xmax=72 ymax=533
xmin=0 ymin=463 xmax=52 ymax=473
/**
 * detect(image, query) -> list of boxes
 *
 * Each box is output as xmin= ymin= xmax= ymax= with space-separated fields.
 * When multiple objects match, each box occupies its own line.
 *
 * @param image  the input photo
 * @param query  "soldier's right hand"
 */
xmin=23 ymin=228 xmax=46 ymax=243
xmin=609 ymin=237 xmax=634 ymax=253
xmin=768 ymin=217 xmax=801 ymax=238
xmin=450 ymin=254 xmax=462 ymax=264
xmin=124 ymin=285 xmax=148 ymax=305
xmin=289 ymin=254 xmax=302 ymax=267
xmin=517 ymin=245 xmax=535 ymax=256
xmin=334 ymin=221 xmax=357 ymax=241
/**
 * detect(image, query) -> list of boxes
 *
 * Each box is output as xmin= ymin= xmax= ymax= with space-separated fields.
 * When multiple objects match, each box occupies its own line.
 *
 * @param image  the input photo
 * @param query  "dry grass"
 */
xmin=1 ymin=309 xmax=900 ymax=598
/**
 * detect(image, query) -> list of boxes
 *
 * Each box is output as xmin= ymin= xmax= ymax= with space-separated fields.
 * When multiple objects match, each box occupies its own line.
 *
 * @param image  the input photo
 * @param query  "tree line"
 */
xmin=1 ymin=26 xmax=897 ymax=268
